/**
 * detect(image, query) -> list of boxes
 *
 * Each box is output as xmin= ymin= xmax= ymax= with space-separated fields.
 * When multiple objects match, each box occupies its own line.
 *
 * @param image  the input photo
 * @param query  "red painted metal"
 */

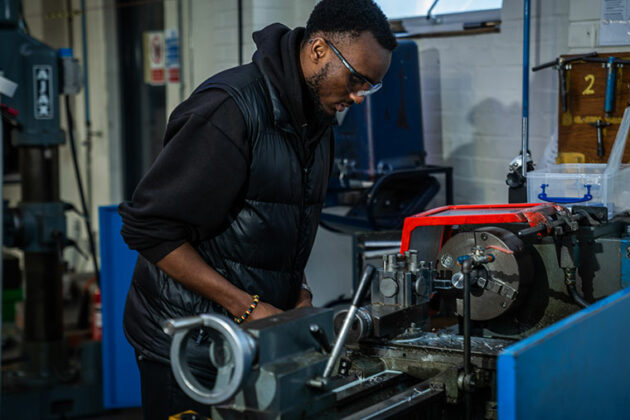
xmin=400 ymin=203 xmax=563 ymax=252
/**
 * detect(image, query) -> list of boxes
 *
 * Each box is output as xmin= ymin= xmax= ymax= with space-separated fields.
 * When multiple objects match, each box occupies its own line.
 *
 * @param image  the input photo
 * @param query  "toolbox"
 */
xmin=527 ymin=107 xmax=630 ymax=217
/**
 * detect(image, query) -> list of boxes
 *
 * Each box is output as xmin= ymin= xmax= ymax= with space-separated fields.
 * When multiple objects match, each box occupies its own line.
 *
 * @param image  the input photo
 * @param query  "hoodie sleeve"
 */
xmin=118 ymin=90 xmax=250 ymax=264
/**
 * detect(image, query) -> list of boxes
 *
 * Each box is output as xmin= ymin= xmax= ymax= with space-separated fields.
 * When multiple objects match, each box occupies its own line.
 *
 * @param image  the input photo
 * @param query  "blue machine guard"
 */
xmin=497 ymin=287 xmax=630 ymax=420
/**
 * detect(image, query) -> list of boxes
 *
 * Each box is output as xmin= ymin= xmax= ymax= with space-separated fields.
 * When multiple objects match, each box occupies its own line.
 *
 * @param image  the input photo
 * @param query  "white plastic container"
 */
xmin=527 ymin=107 xmax=630 ymax=217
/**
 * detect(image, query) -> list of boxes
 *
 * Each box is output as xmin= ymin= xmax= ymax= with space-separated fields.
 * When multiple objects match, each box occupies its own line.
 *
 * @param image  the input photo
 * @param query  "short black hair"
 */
xmin=305 ymin=0 xmax=397 ymax=51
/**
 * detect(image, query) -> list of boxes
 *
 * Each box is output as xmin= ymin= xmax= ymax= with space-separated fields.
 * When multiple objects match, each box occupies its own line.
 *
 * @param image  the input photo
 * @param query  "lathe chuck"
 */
xmin=437 ymin=227 xmax=533 ymax=321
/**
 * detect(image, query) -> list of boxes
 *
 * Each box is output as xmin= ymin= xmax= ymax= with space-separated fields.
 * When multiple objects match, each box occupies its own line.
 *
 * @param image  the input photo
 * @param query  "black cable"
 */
xmin=567 ymin=283 xmax=589 ymax=308
xmin=64 ymin=95 xmax=100 ymax=286
xmin=20 ymin=9 xmax=31 ymax=35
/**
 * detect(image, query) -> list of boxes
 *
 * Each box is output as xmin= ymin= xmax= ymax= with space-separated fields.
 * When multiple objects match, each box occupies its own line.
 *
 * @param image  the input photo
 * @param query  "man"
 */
xmin=119 ymin=0 xmax=396 ymax=417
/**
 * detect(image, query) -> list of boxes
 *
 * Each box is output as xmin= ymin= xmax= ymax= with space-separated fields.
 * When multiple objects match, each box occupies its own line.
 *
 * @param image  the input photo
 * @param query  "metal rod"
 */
xmin=323 ymin=265 xmax=375 ymax=378
xmin=237 ymin=0 xmax=243 ymax=65
xmin=461 ymin=258 xmax=473 ymax=420
xmin=605 ymin=57 xmax=617 ymax=116
xmin=445 ymin=167 xmax=454 ymax=204
xmin=427 ymin=0 xmax=440 ymax=21
xmin=462 ymin=260 xmax=472 ymax=380
xmin=162 ymin=315 xmax=204 ymax=336
xmin=597 ymin=126 xmax=605 ymax=157
xmin=187 ymin=0 xmax=194 ymax=86
xmin=559 ymin=62 xmax=568 ymax=112
xmin=363 ymin=241 xmax=402 ymax=248
xmin=309 ymin=324 xmax=332 ymax=354
xmin=362 ymin=248 xmax=401 ymax=259
xmin=177 ymin=0 xmax=185 ymax=101
xmin=20 ymin=145 xmax=69 ymax=379
xmin=590 ymin=119 xmax=610 ymax=158
xmin=521 ymin=0 xmax=530 ymax=178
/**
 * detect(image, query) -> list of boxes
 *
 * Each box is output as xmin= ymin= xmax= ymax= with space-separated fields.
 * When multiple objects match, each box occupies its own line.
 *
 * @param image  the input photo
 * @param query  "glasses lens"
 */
xmin=356 ymin=82 xmax=382 ymax=97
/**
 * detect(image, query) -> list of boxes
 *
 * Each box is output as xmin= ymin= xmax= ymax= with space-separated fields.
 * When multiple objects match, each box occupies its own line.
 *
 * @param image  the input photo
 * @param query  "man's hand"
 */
xmin=246 ymin=301 xmax=282 ymax=322
xmin=294 ymin=288 xmax=313 ymax=309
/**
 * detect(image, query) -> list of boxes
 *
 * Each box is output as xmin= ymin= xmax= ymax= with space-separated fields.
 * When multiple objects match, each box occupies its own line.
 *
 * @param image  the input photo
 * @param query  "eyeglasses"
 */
xmin=324 ymin=39 xmax=383 ymax=97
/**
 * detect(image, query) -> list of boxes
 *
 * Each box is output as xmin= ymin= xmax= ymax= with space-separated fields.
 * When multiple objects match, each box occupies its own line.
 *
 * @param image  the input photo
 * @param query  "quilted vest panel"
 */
xmin=123 ymin=63 xmax=332 ymax=365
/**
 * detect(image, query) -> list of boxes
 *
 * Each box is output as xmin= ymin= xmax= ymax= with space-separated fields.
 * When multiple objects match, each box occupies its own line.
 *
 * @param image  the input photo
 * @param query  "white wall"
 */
xmin=417 ymin=0 xmax=569 ymax=204
xmin=417 ymin=0 xmax=630 ymax=204
xmin=171 ymin=0 xmax=316 ymax=112
xmin=180 ymin=0 xmax=624 ymax=208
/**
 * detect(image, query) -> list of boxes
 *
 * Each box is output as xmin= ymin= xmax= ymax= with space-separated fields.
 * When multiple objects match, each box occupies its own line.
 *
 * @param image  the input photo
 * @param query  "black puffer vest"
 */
xmin=123 ymin=62 xmax=333 ymax=367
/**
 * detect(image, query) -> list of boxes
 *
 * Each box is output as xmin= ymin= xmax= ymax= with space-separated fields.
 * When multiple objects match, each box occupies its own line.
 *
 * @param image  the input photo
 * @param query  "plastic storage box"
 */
xmin=527 ymin=107 xmax=630 ymax=217
xmin=527 ymin=164 xmax=630 ymax=217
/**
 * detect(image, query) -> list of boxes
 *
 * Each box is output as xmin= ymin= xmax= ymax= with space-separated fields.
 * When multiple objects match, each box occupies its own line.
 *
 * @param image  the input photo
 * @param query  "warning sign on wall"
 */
xmin=165 ymin=29 xmax=180 ymax=83
xmin=144 ymin=31 xmax=165 ymax=85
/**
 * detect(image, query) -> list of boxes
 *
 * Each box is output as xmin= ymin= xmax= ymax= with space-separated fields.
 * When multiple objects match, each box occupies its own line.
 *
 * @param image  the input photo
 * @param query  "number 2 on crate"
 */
xmin=582 ymin=74 xmax=595 ymax=95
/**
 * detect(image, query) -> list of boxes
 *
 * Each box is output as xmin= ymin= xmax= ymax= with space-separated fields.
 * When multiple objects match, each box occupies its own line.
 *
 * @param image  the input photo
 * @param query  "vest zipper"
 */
xmin=279 ymin=124 xmax=313 ymax=276
xmin=294 ymin=165 xmax=311 ymax=276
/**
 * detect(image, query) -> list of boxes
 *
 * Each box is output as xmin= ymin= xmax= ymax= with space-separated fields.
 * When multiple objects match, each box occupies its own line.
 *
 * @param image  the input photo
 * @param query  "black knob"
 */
xmin=309 ymin=324 xmax=332 ymax=354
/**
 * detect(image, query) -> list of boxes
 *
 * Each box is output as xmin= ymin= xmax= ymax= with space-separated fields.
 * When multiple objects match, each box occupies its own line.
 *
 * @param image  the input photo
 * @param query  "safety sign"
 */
xmin=144 ymin=31 xmax=165 ymax=85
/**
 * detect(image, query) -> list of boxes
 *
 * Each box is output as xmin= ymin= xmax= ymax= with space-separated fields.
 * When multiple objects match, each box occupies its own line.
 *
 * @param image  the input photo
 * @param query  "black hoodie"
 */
xmin=119 ymin=24 xmax=332 ymax=262
xmin=252 ymin=24 xmax=332 ymax=146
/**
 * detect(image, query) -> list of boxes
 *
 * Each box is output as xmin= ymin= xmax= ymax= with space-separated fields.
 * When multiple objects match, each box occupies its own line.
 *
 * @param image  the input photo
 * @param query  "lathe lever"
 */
xmin=322 ymin=264 xmax=376 ymax=378
xmin=309 ymin=324 xmax=332 ymax=354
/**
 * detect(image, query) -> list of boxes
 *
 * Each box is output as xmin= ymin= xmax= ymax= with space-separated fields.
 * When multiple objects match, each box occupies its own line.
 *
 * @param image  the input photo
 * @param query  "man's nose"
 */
xmin=349 ymin=92 xmax=365 ymax=104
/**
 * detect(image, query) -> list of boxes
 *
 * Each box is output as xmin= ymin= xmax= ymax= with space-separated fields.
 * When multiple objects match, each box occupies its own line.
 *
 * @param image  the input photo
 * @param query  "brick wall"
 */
xmin=185 ymin=0 xmax=315 ymax=91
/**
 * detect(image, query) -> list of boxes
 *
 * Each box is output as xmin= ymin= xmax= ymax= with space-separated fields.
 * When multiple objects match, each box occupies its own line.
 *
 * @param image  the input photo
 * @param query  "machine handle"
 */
xmin=309 ymin=324 xmax=332 ymax=354
xmin=538 ymin=184 xmax=592 ymax=204
xmin=322 ymin=265 xmax=376 ymax=378
xmin=165 ymin=314 xmax=256 ymax=405
xmin=163 ymin=316 xmax=204 ymax=336
xmin=352 ymin=265 xmax=375 ymax=307
xmin=532 ymin=51 xmax=598 ymax=71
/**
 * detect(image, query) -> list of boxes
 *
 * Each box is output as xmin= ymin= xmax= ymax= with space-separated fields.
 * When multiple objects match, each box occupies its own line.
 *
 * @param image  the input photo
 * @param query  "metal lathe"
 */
xmin=164 ymin=203 xmax=630 ymax=419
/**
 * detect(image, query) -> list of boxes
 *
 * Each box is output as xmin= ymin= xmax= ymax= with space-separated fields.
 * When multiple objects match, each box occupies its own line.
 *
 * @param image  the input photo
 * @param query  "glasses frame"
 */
xmin=324 ymin=39 xmax=383 ymax=97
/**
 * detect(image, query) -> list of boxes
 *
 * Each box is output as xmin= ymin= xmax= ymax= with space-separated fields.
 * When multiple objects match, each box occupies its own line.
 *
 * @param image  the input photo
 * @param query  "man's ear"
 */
xmin=307 ymin=37 xmax=328 ymax=64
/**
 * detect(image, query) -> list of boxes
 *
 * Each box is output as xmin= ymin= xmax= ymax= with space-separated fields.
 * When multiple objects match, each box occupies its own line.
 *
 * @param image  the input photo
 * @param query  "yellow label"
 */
xmin=562 ymin=112 xmax=573 ymax=125
xmin=573 ymin=115 xmax=622 ymax=124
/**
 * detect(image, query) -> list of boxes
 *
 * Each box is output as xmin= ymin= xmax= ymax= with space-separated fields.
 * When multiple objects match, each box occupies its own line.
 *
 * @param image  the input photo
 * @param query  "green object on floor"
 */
xmin=2 ymin=288 xmax=23 ymax=323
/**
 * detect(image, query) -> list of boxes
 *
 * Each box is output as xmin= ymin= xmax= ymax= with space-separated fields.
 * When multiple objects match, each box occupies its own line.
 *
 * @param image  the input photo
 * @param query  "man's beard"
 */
xmin=305 ymin=62 xmax=332 ymax=120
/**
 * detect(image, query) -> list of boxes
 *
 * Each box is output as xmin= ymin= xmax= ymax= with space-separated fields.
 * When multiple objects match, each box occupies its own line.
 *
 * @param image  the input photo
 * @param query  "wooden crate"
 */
xmin=557 ymin=52 xmax=630 ymax=164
